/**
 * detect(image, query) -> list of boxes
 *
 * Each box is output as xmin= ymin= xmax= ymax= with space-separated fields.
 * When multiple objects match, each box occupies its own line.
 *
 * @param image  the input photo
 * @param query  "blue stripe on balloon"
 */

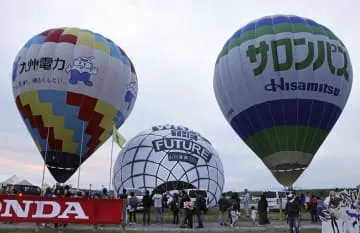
xmin=37 ymin=90 xmax=90 ymax=157
xmin=24 ymin=35 xmax=45 ymax=48
xmin=224 ymin=15 xmax=326 ymax=47
xmin=77 ymin=134 xmax=91 ymax=156
xmin=109 ymin=41 xmax=131 ymax=66
xmin=23 ymin=118 xmax=47 ymax=151
xmin=94 ymin=33 xmax=108 ymax=44
xmin=109 ymin=111 xmax=125 ymax=136
xmin=230 ymin=99 xmax=342 ymax=140
xmin=94 ymin=33 xmax=130 ymax=66
xmin=113 ymin=111 xmax=125 ymax=128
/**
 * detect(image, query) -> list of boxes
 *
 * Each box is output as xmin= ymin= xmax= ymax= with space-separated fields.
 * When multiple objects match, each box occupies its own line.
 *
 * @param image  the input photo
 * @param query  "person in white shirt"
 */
xmin=251 ymin=206 xmax=257 ymax=225
xmin=152 ymin=191 xmax=163 ymax=224
xmin=305 ymin=192 xmax=311 ymax=208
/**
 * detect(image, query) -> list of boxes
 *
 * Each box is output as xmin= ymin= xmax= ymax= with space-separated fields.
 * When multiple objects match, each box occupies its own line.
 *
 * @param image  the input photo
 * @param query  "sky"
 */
xmin=0 ymin=0 xmax=359 ymax=192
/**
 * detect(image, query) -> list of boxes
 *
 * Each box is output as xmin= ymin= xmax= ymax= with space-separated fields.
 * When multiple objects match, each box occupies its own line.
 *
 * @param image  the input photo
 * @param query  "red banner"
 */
xmin=0 ymin=195 xmax=123 ymax=224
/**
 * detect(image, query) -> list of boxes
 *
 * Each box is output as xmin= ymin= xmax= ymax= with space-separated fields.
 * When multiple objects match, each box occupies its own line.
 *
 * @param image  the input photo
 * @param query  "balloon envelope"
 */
xmin=213 ymin=15 xmax=352 ymax=186
xmin=12 ymin=28 xmax=138 ymax=183
xmin=113 ymin=124 xmax=225 ymax=207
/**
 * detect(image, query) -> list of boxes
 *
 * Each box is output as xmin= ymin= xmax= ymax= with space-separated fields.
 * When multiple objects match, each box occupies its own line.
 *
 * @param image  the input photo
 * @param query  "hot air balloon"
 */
xmin=213 ymin=15 xmax=352 ymax=187
xmin=12 ymin=28 xmax=138 ymax=183
xmin=113 ymin=124 xmax=225 ymax=207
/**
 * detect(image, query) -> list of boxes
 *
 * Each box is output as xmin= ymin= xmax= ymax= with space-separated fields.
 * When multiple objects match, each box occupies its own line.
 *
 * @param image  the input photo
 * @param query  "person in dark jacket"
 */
xmin=162 ymin=193 xmax=168 ymax=209
xmin=183 ymin=196 xmax=194 ymax=228
xmin=100 ymin=188 xmax=110 ymax=199
xmin=218 ymin=193 xmax=230 ymax=226
xmin=285 ymin=193 xmax=301 ymax=233
xmin=258 ymin=194 xmax=269 ymax=225
xmin=142 ymin=190 xmax=152 ymax=225
xmin=170 ymin=193 xmax=180 ymax=224
xmin=44 ymin=187 xmax=53 ymax=197
xmin=179 ymin=190 xmax=188 ymax=227
xmin=195 ymin=193 xmax=206 ymax=228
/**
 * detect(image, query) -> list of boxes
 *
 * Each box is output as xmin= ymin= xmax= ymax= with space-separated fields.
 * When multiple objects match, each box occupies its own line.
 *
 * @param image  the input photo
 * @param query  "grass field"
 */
xmin=161 ymin=207 xmax=314 ymax=222
xmin=0 ymin=207 xmax=321 ymax=233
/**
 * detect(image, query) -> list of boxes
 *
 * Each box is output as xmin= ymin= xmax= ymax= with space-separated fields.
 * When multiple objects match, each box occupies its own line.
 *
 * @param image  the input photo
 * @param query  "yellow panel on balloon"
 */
xmin=94 ymin=100 xmax=117 ymax=142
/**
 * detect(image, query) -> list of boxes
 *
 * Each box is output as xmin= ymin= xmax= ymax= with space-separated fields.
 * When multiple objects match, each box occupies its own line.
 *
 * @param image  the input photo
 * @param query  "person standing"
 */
xmin=251 ymin=206 xmax=257 ymax=225
xmin=327 ymin=191 xmax=341 ymax=233
xmin=152 ymin=190 xmax=163 ymax=224
xmin=308 ymin=194 xmax=318 ymax=223
xmin=316 ymin=196 xmax=324 ymax=221
xmin=179 ymin=190 xmax=188 ymax=227
xmin=300 ymin=193 xmax=306 ymax=210
xmin=142 ymin=190 xmax=152 ymax=225
xmin=229 ymin=194 xmax=239 ymax=224
xmin=162 ymin=193 xmax=168 ymax=209
xmin=218 ymin=193 xmax=230 ymax=226
xmin=170 ymin=193 xmax=180 ymax=224
xmin=229 ymin=205 xmax=240 ymax=227
xmin=100 ymin=188 xmax=110 ymax=199
xmin=285 ymin=193 xmax=301 ymax=233
xmin=128 ymin=192 xmax=139 ymax=224
xmin=305 ymin=192 xmax=311 ymax=208
xmin=119 ymin=189 xmax=128 ymax=228
xmin=195 ymin=192 xmax=206 ymax=228
xmin=183 ymin=196 xmax=194 ymax=228
xmin=257 ymin=194 xmax=269 ymax=225
xmin=244 ymin=189 xmax=250 ymax=217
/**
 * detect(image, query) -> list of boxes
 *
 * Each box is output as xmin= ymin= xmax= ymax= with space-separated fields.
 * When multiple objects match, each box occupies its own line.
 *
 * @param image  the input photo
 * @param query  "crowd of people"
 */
xmin=119 ymin=189 xmax=208 ymax=229
xmin=1 ymin=183 xmax=359 ymax=233
xmin=217 ymin=191 xmax=268 ymax=228
xmin=216 ymin=189 xmax=360 ymax=233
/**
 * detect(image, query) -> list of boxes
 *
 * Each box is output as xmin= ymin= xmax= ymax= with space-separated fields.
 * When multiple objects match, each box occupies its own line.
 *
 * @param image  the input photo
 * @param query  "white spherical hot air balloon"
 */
xmin=113 ymin=124 xmax=225 ymax=207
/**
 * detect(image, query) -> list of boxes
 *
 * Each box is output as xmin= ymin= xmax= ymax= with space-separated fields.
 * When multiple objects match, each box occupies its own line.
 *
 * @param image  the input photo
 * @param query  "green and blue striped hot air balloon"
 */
xmin=213 ymin=15 xmax=352 ymax=187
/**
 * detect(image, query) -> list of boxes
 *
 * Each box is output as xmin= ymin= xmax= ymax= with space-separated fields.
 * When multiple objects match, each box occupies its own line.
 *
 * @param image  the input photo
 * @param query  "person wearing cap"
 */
xmin=284 ymin=193 xmax=301 ymax=233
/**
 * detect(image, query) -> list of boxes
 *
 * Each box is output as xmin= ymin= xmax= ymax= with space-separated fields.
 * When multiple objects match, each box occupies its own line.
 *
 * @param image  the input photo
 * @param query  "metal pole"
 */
xmin=89 ymin=184 xmax=92 ymax=199
xmin=41 ymin=120 xmax=51 ymax=194
xmin=109 ymin=133 xmax=114 ymax=192
xmin=77 ymin=121 xmax=85 ymax=189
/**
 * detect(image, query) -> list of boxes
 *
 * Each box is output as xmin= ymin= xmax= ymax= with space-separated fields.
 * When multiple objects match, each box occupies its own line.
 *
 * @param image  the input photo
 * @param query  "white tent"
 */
xmin=0 ymin=175 xmax=34 ymax=186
